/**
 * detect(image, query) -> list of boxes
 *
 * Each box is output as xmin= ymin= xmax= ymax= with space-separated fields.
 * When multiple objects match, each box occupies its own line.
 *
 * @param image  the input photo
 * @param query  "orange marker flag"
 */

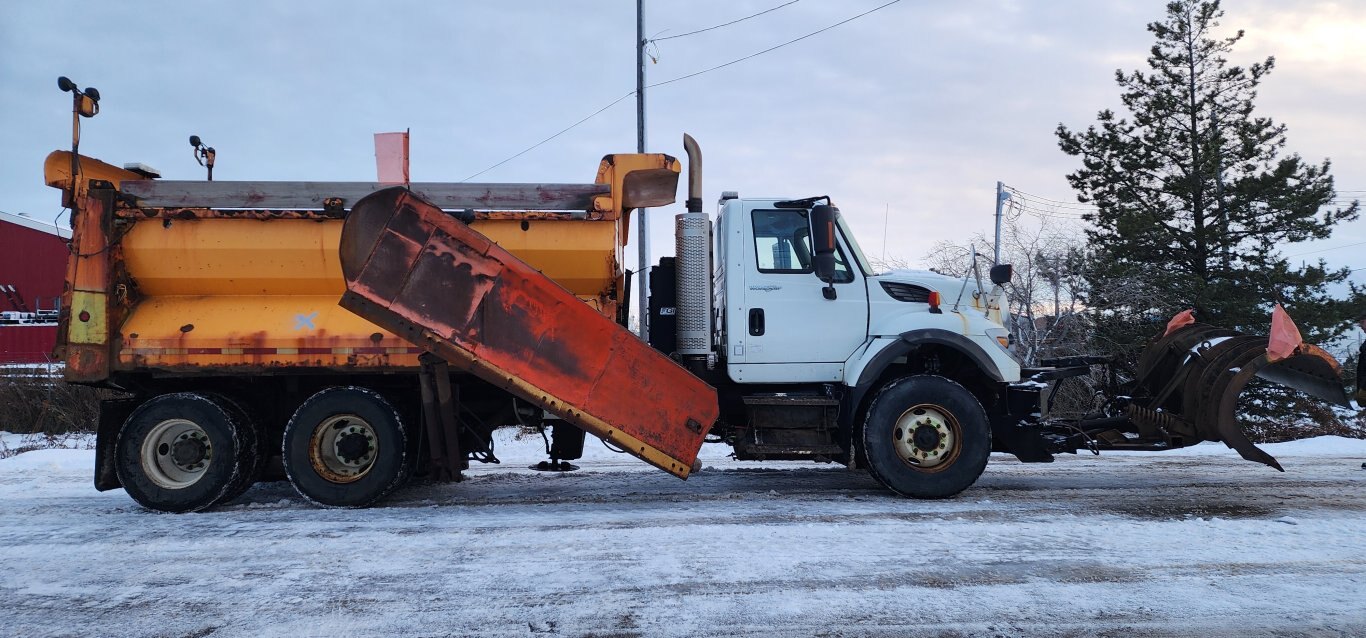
xmin=1267 ymin=303 xmax=1303 ymax=363
xmin=374 ymin=130 xmax=409 ymax=185
xmin=1163 ymin=309 xmax=1196 ymax=337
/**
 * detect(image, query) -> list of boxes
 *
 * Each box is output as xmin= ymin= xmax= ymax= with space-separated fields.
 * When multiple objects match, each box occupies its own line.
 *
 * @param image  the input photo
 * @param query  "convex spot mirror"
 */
xmin=989 ymin=264 xmax=1013 ymax=286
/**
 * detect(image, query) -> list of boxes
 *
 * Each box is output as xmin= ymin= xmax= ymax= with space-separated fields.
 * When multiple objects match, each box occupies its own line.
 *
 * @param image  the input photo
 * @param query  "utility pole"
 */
xmin=993 ymin=181 xmax=1006 ymax=265
xmin=635 ymin=0 xmax=650 ymax=341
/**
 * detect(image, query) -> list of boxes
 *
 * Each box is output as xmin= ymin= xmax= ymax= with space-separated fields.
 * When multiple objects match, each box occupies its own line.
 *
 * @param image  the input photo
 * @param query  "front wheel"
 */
xmin=860 ymin=375 xmax=990 ymax=499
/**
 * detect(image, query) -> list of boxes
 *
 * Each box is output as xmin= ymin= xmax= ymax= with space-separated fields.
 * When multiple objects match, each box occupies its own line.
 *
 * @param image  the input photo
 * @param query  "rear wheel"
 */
xmin=283 ymin=387 xmax=408 ymax=508
xmin=860 ymin=375 xmax=990 ymax=499
xmin=115 ymin=393 xmax=246 ymax=513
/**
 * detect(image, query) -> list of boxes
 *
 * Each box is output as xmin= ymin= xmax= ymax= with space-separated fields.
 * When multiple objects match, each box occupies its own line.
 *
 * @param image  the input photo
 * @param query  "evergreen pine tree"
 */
xmin=1057 ymin=0 xmax=1363 ymax=361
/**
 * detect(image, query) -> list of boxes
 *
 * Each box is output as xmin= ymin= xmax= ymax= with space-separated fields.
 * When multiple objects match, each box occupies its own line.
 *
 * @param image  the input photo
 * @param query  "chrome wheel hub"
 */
xmin=142 ymin=419 xmax=213 ymax=489
xmin=310 ymin=415 xmax=378 ymax=483
xmin=892 ymin=405 xmax=958 ymax=470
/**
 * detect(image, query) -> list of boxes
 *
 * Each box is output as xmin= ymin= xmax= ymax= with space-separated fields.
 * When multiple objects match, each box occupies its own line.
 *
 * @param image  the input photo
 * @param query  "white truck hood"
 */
xmin=871 ymin=269 xmax=969 ymax=295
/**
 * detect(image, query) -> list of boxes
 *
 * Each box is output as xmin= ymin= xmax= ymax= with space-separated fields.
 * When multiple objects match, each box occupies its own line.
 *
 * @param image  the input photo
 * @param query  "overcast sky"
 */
xmin=2 ymin=1 xmax=1363 ymax=288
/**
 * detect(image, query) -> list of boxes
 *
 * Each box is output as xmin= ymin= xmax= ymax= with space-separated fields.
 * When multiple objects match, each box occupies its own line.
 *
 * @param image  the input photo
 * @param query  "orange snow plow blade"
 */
xmin=1128 ymin=322 xmax=1351 ymax=471
xmin=337 ymin=187 xmax=717 ymax=478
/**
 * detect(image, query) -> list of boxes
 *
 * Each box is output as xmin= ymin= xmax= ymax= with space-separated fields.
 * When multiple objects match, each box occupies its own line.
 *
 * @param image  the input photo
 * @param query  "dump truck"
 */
xmin=46 ymin=89 xmax=1353 ymax=513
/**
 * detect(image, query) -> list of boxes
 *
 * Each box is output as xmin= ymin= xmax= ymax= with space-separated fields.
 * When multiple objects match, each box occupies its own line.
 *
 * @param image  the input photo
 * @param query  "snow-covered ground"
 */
xmin=2 ymin=432 xmax=1365 ymax=637
xmin=0 ymin=430 xmax=93 ymax=460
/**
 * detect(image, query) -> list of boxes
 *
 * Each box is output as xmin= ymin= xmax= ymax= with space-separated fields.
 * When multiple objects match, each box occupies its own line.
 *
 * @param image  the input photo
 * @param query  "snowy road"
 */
xmin=2 ymin=433 xmax=1365 ymax=637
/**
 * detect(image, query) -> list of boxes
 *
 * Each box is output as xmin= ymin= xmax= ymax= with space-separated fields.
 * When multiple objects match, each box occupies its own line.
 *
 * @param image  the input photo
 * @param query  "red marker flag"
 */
xmin=1267 ymin=303 xmax=1303 ymax=363
xmin=1163 ymin=308 xmax=1195 ymax=337
xmin=374 ymin=130 xmax=409 ymax=185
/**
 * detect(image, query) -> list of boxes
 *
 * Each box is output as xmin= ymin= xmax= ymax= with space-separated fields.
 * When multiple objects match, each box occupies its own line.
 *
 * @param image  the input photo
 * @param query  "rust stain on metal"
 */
xmin=338 ymin=188 xmax=716 ymax=478
xmin=114 ymin=207 xmax=610 ymax=222
xmin=61 ymin=188 xmax=118 ymax=383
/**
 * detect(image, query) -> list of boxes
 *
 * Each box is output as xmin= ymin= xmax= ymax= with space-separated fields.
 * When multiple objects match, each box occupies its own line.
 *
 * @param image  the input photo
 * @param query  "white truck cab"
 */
xmin=651 ymin=184 xmax=1033 ymax=499
xmin=712 ymin=194 xmax=1020 ymax=387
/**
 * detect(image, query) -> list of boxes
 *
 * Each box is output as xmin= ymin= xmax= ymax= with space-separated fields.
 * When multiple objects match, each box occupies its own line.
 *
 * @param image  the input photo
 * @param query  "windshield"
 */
xmin=835 ymin=212 xmax=872 ymax=275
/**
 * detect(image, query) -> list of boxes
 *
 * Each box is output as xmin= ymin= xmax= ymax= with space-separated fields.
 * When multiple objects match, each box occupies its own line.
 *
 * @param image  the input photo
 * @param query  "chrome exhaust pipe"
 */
xmin=683 ymin=133 xmax=702 ymax=213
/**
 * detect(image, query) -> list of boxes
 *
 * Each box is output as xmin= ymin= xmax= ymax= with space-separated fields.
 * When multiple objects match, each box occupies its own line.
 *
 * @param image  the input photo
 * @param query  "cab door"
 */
xmin=726 ymin=205 xmax=867 ymax=383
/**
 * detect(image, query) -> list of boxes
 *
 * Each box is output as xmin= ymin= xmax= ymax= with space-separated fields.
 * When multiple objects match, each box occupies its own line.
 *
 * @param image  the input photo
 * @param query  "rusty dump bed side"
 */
xmin=338 ymin=188 xmax=718 ymax=478
xmin=45 ymin=150 xmax=681 ymax=381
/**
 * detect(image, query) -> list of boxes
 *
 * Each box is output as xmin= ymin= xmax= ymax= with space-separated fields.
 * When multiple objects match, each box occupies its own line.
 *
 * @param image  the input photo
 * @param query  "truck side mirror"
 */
xmin=989 ymin=263 xmax=1013 ymax=285
xmin=811 ymin=204 xmax=837 ymax=281
xmin=810 ymin=204 xmax=838 ymax=300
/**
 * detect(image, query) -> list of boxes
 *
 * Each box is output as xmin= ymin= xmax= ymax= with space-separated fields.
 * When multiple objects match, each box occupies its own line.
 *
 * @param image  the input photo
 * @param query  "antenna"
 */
xmin=881 ymin=203 xmax=889 ymax=261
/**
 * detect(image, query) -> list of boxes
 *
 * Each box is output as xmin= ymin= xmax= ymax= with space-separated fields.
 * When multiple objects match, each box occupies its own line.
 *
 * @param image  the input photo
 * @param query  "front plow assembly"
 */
xmin=1026 ymin=314 xmax=1351 ymax=470
xmin=1122 ymin=320 xmax=1350 ymax=469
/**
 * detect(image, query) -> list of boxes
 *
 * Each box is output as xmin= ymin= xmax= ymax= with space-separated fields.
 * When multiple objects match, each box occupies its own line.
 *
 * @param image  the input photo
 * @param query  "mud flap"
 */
xmin=336 ymin=187 xmax=717 ymax=479
xmin=1129 ymin=322 xmax=1350 ymax=470
xmin=94 ymin=397 xmax=142 ymax=491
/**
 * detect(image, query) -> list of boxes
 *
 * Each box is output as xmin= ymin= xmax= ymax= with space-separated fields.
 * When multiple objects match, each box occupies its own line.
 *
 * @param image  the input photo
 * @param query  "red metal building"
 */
xmin=0 ymin=210 xmax=69 ymax=364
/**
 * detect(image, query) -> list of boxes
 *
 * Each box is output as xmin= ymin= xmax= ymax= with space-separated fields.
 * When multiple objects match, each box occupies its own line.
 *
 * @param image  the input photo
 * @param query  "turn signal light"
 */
xmin=927 ymin=291 xmax=942 ymax=314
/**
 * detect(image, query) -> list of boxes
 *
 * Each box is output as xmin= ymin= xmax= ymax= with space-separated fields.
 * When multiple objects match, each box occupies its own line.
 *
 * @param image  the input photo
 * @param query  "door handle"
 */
xmin=748 ymin=308 xmax=765 ymax=336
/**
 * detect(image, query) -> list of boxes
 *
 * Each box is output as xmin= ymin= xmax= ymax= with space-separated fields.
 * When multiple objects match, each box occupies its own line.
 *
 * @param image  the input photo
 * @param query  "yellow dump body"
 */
xmin=45 ymin=150 xmax=680 ymax=380
xmin=115 ymin=217 xmax=620 ymax=371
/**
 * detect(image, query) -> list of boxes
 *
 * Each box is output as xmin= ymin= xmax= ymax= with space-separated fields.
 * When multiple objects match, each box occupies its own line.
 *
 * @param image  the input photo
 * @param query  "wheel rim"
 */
xmin=309 ymin=414 xmax=379 ymax=484
xmin=141 ymin=418 xmax=213 ymax=489
xmin=891 ymin=403 xmax=962 ymax=472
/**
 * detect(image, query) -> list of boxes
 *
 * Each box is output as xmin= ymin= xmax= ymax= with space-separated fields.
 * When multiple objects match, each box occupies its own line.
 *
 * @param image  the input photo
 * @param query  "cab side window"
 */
xmin=752 ymin=209 xmax=854 ymax=282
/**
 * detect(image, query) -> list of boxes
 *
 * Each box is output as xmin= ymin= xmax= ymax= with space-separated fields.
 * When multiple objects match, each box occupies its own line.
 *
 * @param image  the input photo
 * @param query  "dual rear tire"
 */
xmin=281 ymin=387 xmax=409 ymax=508
xmin=115 ymin=386 xmax=410 ymax=513
xmin=115 ymin=392 xmax=261 ymax=513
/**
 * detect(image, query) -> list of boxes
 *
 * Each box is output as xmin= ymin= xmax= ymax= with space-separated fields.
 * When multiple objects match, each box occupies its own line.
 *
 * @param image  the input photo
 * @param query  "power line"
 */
xmin=652 ymin=0 xmax=800 ymax=41
xmin=1013 ymin=199 xmax=1089 ymax=216
xmin=1003 ymin=185 xmax=1097 ymax=210
xmin=464 ymin=0 xmax=902 ymax=180
xmin=997 ymin=188 xmax=1088 ymax=219
xmin=1020 ymin=207 xmax=1090 ymax=221
xmin=1005 ymin=186 xmax=1360 ymax=216
xmin=1285 ymin=239 xmax=1366 ymax=258
xmin=1008 ymin=195 xmax=1095 ymax=215
xmin=1000 ymin=189 xmax=1094 ymax=220
xmin=1006 ymin=198 xmax=1091 ymax=221
xmin=1000 ymin=186 xmax=1099 ymax=221
xmin=461 ymin=91 xmax=635 ymax=182
xmin=647 ymin=0 xmax=903 ymax=89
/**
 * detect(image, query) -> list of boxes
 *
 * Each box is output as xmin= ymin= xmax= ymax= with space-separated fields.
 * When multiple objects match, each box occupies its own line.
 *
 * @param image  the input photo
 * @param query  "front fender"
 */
xmin=848 ymin=329 xmax=1015 ymax=388
xmin=839 ymin=329 xmax=1018 ymax=459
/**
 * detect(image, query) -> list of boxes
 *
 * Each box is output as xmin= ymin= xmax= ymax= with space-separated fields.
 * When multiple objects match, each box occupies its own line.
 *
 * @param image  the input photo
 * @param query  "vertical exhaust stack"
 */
xmin=675 ymin=134 xmax=712 ymax=361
